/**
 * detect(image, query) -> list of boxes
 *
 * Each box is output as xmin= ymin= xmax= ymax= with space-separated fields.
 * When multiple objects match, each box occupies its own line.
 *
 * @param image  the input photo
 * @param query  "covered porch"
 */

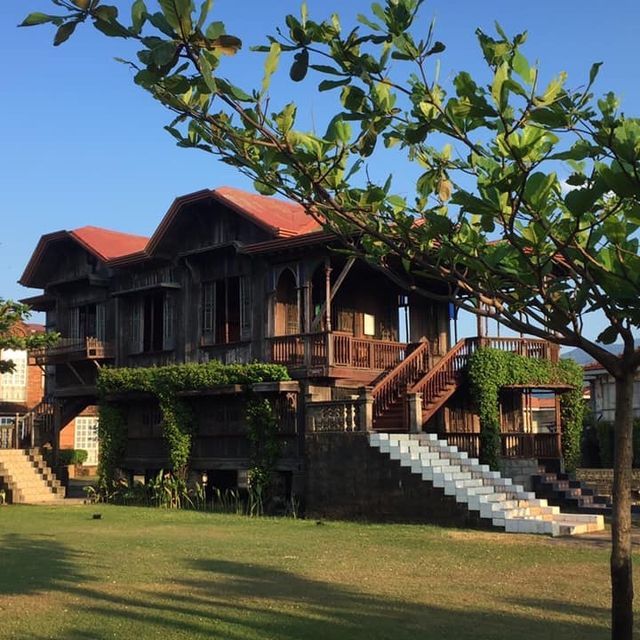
xmin=266 ymin=254 xmax=450 ymax=381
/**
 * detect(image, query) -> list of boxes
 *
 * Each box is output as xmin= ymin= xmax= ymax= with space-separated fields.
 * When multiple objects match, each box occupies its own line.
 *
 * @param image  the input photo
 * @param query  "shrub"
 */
xmin=57 ymin=449 xmax=88 ymax=466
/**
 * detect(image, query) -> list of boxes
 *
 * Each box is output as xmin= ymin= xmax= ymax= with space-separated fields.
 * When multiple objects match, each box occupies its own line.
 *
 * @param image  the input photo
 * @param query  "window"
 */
xmin=0 ymin=350 xmax=27 ymax=402
xmin=202 ymin=276 xmax=249 ymax=344
xmin=74 ymin=416 xmax=99 ymax=466
xmin=69 ymin=303 xmax=106 ymax=340
xmin=363 ymin=313 xmax=376 ymax=336
xmin=128 ymin=292 xmax=174 ymax=353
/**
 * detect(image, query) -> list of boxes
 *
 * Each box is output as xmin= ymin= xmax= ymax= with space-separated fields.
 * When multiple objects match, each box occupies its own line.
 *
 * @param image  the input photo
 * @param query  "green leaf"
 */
xmin=289 ymin=48 xmax=309 ymax=82
xmin=261 ymin=42 xmax=281 ymax=94
xmin=20 ymin=12 xmax=61 ymax=27
xmin=491 ymin=62 xmax=509 ymax=110
xmin=158 ymin=0 xmax=192 ymax=37
xmin=426 ymin=41 xmax=445 ymax=56
xmin=205 ymin=21 xmax=225 ymax=40
xmin=318 ymin=78 xmax=350 ymax=92
xmin=197 ymin=0 xmax=212 ymax=29
xmin=151 ymin=41 xmax=178 ymax=66
xmin=325 ymin=116 xmax=352 ymax=144
xmin=597 ymin=325 xmax=618 ymax=345
xmin=512 ymin=51 xmax=531 ymax=84
xmin=53 ymin=21 xmax=77 ymax=46
xmin=215 ymin=78 xmax=252 ymax=102
xmin=131 ymin=0 xmax=147 ymax=35
xmin=254 ymin=180 xmax=277 ymax=196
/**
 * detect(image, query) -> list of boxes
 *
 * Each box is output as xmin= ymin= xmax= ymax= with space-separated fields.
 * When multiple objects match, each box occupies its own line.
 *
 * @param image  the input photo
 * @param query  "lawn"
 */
xmin=0 ymin=505 xmax=633 ymax=640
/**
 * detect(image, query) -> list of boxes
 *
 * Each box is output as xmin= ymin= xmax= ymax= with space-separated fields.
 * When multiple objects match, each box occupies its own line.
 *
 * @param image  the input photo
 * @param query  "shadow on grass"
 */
xmin=22 ymin=557 xmax=609 ymax=640
xmin=0 ymin=534 xmax=86 ymax=596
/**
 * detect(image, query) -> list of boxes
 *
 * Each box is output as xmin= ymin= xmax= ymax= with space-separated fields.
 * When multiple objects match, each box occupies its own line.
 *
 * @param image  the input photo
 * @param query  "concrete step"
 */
xmin=373 ymin=432 xmax=605 ymax=537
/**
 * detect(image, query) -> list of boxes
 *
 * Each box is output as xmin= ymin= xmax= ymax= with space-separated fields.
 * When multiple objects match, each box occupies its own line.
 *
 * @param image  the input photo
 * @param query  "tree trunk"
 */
xmin=611 ymin=369 xmax=635 ymax=639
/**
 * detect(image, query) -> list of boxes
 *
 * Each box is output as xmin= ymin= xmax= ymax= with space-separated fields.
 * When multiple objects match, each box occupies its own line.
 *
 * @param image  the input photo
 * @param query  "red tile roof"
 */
xmin=214 ymin=187 xmax=321 ymax=237
xmin=70 ymin=226 xmax=149 ymax=261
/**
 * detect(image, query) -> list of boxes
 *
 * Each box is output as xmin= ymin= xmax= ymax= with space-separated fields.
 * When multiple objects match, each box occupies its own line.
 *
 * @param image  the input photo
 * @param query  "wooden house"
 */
xmin=17 ymin=187 xmax=566 ymax=501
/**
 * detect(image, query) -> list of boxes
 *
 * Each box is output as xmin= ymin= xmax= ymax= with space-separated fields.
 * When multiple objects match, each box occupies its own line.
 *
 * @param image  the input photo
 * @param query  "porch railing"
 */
xmin=443 ymin=432 xmax=561 ymax=459
xmin=268 ymin=332 xmax=407 ymax=370
xmin=31 ymin=337 xmax=114 ymax=364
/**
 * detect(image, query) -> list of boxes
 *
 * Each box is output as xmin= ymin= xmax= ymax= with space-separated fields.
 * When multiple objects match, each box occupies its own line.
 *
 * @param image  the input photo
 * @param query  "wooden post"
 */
xmin=407 ymin=392 xmax=423 ymax=433
xmin=324 ymin=258 xmax=333 ymax=366
xmin=359 ymin=387 xmax=373 ymax=432
xmin=555 ymin=392 xmax=563 ymax=460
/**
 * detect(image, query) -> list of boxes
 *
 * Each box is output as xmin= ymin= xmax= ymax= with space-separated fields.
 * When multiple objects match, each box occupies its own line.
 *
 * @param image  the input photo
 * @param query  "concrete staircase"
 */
xmin=370 ymin=433 xmax=605 ymax=536
xmin=0 ymin=449 xmax=66 ymax=504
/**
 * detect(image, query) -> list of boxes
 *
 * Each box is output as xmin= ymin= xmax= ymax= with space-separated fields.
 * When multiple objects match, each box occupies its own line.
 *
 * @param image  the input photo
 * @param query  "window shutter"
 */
xmin=96 ymin=303 xmax=106 ymax=341
xmin=129 ymin=300 xmax=141 ymax=353
xmin=240 ymin=276 xmax=252 ymax=341
xmin=163 ymin=293 xmax=175 ymax=350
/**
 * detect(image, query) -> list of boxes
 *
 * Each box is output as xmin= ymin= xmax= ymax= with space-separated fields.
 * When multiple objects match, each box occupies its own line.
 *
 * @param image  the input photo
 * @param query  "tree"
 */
xmin=21 ymin=1 xmax=640 ymax=636
xmin=0 ymin=299 xmax=57 ymax=373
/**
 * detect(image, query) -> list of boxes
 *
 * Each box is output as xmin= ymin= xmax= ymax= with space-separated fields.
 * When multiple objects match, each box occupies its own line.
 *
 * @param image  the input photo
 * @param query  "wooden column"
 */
xmin=359 ymin=387 xmax=373 ymax=432
xmin=325 ymin=258 xmax=333 ymax=366
xmin=555 ymin=393 xmax=563 ymax=460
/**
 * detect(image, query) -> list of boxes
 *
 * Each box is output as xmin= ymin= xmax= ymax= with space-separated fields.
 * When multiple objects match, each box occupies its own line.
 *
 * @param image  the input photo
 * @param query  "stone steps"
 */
xmin=0 ymin=449 xmax=66 ymax=503
xmin=370 ymin=432 xmax=604 ymax=537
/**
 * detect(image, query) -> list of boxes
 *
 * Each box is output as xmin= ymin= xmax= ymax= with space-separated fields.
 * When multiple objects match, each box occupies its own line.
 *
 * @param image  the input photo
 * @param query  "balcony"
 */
xmin=30 ymin=337 xmax=115 ymax=366
xmin=267 ymin=332 xmax=407 ymax=377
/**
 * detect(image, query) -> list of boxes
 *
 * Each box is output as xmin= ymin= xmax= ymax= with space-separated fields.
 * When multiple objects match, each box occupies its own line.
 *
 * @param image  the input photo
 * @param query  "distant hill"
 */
xmin=562 ymin=340 xmax=640 ymax=365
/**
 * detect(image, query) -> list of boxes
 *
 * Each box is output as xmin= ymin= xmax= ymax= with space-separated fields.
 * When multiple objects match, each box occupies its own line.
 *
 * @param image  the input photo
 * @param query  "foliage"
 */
xmin=97 ymin=403 xmax=128 ymax=488
xmin=96 ymin=361 xmax=290 ymax=485
xmin=57 ymin=449 xmax=89 ymax=466
xmin=595 ymin=420 xmax=640 ymax=469
xmin=0 ymin=298 xmax=58 ymax=374
xmin=246 ymin=398 xmax=281 ymax=516
xmin=467 ymin=349 xmax=584 ymax=470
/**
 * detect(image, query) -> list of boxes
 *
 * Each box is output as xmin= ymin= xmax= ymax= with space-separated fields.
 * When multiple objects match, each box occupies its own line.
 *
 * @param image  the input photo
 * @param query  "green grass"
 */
xmin=0 ymin=505 xmax=633 ymax=639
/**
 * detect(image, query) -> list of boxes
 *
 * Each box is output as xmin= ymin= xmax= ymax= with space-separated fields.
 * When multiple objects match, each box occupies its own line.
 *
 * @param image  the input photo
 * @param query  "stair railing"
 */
xmin=371 ymin=340 xmax=430 ymax=418
xmin=21 ymin=396 xmax=55 ymax=448
xmin=408 ymin=338 xmax=477 ymax=421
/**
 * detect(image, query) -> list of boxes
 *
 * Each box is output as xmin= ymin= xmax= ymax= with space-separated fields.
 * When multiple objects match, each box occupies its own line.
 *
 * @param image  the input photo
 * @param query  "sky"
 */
xmin=1 ymin=0 xmax=638 ymax=340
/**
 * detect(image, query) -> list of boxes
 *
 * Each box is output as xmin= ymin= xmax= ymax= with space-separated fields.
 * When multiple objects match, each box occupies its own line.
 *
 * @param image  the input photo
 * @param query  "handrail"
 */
xmin=408 ymin=338 xmax=475 ymax=414
xmin=371 ymin=340 xmax=430 ymax=418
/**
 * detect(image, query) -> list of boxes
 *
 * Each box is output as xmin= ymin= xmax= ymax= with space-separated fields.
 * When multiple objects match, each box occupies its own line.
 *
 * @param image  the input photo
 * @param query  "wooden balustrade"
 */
xmin=409 ymin=339 xmax=475 ymax=413
xmin=372 ymin=341 xmax=430 ymax=418
xmin=472 ymin=337 xmax=558 ymax=362
xmin=31 ymin=337 xmax=114 ymax=364
xmin=443 ymin=432 xmax=561 ymax=459
xmin=268 ymin=332 xmax=406 ymax=371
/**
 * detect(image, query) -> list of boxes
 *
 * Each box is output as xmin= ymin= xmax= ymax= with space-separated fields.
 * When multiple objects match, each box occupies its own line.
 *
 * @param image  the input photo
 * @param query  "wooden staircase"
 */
xmin=408 ymin=338 xmax=476 ymax=424
xmin=370 ymin=336 xmax=559 ymax=432
xmin=371 ymin=338 xmax=475 ymax=431
xmin=0 ymin=449 xmax=66 ymax=504
xmin=371 ymin=340 xmax=430 ymax=431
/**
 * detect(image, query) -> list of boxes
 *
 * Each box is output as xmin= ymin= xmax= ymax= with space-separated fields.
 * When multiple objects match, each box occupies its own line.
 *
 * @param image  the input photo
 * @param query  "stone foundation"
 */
xmin=498 ymin=458 xmax=540 ymax=491
xmin=303 ymin=432 xmax=490 ymax=528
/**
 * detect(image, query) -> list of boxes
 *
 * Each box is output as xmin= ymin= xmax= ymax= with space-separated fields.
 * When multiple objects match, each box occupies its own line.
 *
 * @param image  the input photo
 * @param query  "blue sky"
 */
xmin=1 ymin=0 xmax=638 ymax=339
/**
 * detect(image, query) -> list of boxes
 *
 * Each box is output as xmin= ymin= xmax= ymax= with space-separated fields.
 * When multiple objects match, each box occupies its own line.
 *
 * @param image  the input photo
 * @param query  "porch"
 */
xmin=30 ymin=337 xmax=114 ymax=365
xmin=267 ymin=331 xmax=407 ymax=379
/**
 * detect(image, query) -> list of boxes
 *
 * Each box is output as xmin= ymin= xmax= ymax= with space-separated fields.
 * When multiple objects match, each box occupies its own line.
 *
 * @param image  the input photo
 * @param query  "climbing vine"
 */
xmin=97 ymin=403 xmax=127 ymax=487
xmin=467 ymin=349 xmax=584 ymax=471
xmin=97 ymin=361 xmax=290 ymax=484
xmin=246 ymin=397 xmax=281 ymax=515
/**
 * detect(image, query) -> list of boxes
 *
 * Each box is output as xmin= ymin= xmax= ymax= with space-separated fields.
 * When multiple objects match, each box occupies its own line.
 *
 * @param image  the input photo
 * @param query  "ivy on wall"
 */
xmin=467 ymin=349 xmax=584 ymax=471
xmin=97 ymin=361 xmax=290 ymax=485
xmin=246 ymin=397 xmax=281 ymax=515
